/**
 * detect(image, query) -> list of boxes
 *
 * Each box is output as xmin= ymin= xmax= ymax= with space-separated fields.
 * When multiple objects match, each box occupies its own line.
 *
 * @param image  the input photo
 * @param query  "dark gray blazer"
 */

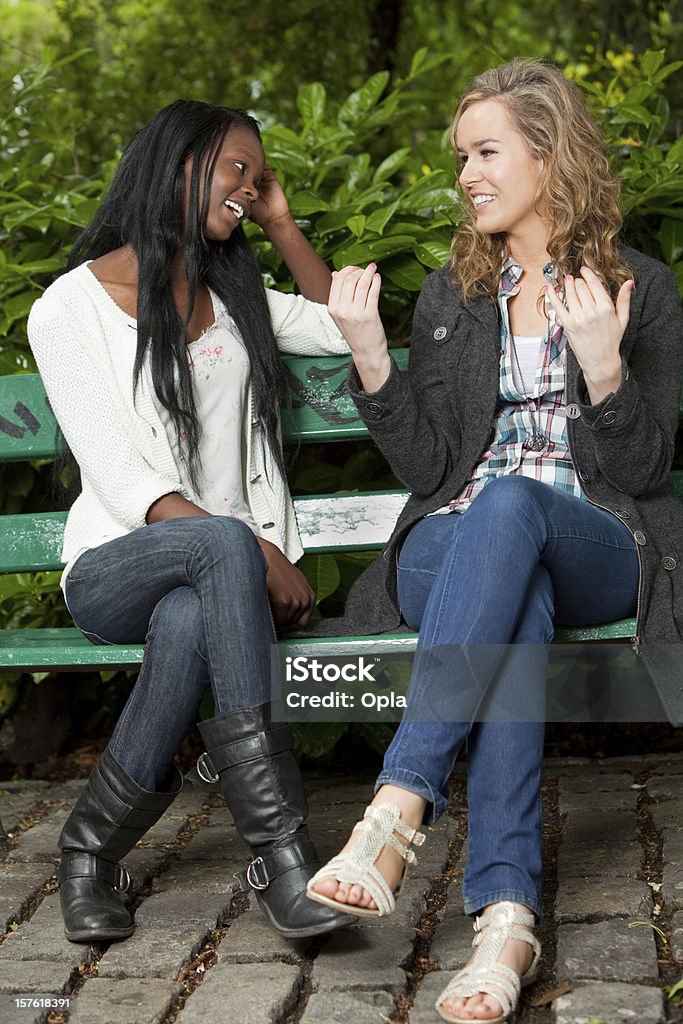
xmin=326 ymin=246 xmax=683 ymax=725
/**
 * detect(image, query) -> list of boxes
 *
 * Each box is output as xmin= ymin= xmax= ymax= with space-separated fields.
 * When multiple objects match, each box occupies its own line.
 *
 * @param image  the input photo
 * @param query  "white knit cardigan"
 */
xmin=27 ymin=263 xmax=349 ymax=569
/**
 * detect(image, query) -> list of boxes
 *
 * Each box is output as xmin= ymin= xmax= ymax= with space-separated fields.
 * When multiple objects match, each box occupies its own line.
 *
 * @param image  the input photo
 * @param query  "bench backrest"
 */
xmin=0 ymin=352 xmax=410 ymax=573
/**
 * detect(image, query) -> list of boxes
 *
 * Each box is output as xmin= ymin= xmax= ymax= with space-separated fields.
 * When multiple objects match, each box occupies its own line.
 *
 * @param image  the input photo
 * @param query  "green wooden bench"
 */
xmin=1 ymin=351 xmax=681 ymax=674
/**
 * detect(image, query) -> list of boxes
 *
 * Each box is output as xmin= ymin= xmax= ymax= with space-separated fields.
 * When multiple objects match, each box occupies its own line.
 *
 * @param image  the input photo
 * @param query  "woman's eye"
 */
xmin=481 ymin=149 xmax=495 ymax=157
xmin=233 ymin=161 xmax=246 ymax=173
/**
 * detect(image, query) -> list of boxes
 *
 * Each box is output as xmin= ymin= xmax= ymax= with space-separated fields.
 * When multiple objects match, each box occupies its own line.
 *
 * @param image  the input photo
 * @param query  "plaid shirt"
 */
xmin=434 ymin=257 xmax=583 ymax=515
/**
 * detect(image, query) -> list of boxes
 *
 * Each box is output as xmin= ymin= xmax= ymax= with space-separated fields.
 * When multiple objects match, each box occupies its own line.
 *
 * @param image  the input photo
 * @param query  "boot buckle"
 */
xmin=246 ymin=857 xmax=269 ymax=891
xmin=196 ymin=752 xmax=219 ymax=784
xmin=114 ymin=865 xmax=131 ymax=894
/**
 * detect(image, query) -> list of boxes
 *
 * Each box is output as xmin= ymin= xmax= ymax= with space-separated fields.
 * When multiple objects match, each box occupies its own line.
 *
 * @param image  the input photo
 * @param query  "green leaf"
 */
xmin=640 ymin=50 xmax=665 ymax=77
xmin=365 ymin=201 xmax=399 ymax=236
xmin=380 ymin=255 xmax=427 ymax=292
xmin=297 ymin=82 xmax=326 ymax=125
xmin=409 ymin=47 xmax=428 ymax=77
xmin=373 ymin=148 xmax=411 ymax=184
xmin=399 ymin=187 xmax=459 ymax=213
xmin=333 ymin=234 xmax=417 ymax=268
xmin=660 ymin=219 xmax=683 ymax=265
xmin=414 ymin=240 xmax=451 ymax=269
xmin=346 ymin=215 xmax=366 ymax=239
xmin=298 ymin=553 xmax=341 ymax=603
xmin=338 ymin=72 xmax=390 ymax=126
xmin=288 ymin=192 xmax=331 ymax=216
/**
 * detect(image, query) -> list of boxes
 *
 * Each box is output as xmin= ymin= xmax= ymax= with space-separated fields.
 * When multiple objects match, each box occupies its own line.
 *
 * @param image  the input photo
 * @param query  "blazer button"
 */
xmin=578 ymin=470 xmax=590 ymax=483
xmin=366 ymin=402 xmax=382 ymax=414
xmin=602 ymin=410 xmax=617 ymax=424
xmin=615 ymin=509 xmax=631 ymax=519
xmin=662 ymin=556 xmax=678 ymax=571
xmin=633 ymin=530 xmax=646 ymax=545
xmin=261 ymin=522 xmax=275 ymax=529
xmin=433 ymin=326 xmax=448 ymax=341
xmin=566 ymin=404 xmax=580 ymax=419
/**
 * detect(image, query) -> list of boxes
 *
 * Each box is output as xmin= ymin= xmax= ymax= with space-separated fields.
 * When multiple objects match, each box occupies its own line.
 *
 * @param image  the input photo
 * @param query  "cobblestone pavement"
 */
xmin=0 ymin=754 xmax=682 ymax=1024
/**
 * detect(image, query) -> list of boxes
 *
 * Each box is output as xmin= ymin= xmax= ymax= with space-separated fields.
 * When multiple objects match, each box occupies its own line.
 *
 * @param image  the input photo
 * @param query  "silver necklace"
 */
xmin=509 ymin=334 xmax=546 ymax=452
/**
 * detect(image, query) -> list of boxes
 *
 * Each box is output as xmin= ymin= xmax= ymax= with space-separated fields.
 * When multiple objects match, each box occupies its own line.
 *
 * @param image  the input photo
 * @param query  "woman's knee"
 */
xmin=186 ymin=515 xmax=265 ymax=571
xmin=470 ymin=476 xmax=548 ymax=521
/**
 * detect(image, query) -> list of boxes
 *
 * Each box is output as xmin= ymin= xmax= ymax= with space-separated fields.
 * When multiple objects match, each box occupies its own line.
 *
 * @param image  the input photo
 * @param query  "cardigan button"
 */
xmin=578 ymin=470 xmax=590 ymax=483
xmin=602 ymin=410 xmax=617 ymax=424
xmin=250 ymin=474 xmax=262 ymax=483
xmin=433 ymin=326 xmax=448 ymax=341
xmin=662 ymin=556 xmax=677 ymax=571
xmin=566 ymin=404 xmax=580 ymax=419
xmin=261 ymin=522 xmax=275 ymax=529
xmin=615 ymin=509 xmax=631 ymax=519
xmin=366 ymin=402 xmax=381 ymax=414
xmin=633 ymin=530 xmax=646 ymax=545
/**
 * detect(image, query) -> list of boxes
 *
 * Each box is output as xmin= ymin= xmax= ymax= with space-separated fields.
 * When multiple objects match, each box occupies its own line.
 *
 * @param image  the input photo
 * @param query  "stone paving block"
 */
xmin=96 ymin=886 xmax=232 ymax=980
xmin=7 ymin=805 xmax=71 ymax=864
xmin=649 ymin=797 xmax=683 ymax=831
xmin=646 ymin=775 xmax=683 ymax=800
xmin=177 ymin=961 xmax=299 ymax=1024
xmin=0 ymin=862 xmax=55 ymax=929
xmin=0 ymin=895 xmax=91 ymax=967
xmin=0 ymin=960 xmax=69 ymax=994
xmin=302 ymin=986 xmax=395 ymax=1023
xmin=559 ymin=810 xmax=637 ymax=846
xmin=155 ymin=858 xmax=241 ymax=896
xmin=177 ymin=820 xmax=243 ymax=863
xmin=556 ymin=773 xmax=635 ymax=793
xmin=216 ymin=902 xmax=298 ymax=963
xmin=557 ymin=839 xmax=642 ymax=879
xmin=556 ymin=918 xmax=658 ymax=983
xmin=662 ymin=857 xmax=683 ymax=909
xmin=552 ymin=981 xmax=665 ymax=1024
xmin=69 ymin=977 xmax=183 ymax=1024
xmin=559 ymin=790 xmax=637 ymax=815
xmin=307 ymin=781 xmax=378 ymax=808
xmin=555 ymin=877 xmax=652 ymax=923
xmin=429 ymin=905 xmax=473 ymax=972
xmin=408 ymin=970 xmax=451 ymax=1024
xmin=0 ymin=993 xmax=64 ymax=1024
xmin=672 ymin=909 xmax=683 ymax=962
xmin=311 ymin=923 xmax=407 ymax=992
xmin=0 ymin=788 xmax=50 ymax=834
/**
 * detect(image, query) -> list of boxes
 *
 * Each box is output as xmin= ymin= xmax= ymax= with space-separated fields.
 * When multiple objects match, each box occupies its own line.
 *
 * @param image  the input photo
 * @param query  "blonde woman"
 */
xmin=306 ymin=60 xmax=683 ymax=1022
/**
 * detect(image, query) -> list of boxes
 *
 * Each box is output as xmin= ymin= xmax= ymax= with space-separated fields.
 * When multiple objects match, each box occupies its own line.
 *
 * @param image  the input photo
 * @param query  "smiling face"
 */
xmin=186 ymin=124 xmax=266 ymax=242
xmin=455 ymin=98 xmax=548 ymax=247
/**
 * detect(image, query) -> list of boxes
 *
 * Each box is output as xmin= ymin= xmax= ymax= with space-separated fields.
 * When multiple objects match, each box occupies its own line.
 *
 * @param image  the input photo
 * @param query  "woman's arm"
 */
xmin=250 ymin=168 xmax=331 ymax=303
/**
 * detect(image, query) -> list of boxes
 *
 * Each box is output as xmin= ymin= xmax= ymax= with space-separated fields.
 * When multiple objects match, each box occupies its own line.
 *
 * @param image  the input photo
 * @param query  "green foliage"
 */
xmin=0 ymin=52 xmax=108 ymax=369
xmin=2 ymin=37 xmax=683 ymax=762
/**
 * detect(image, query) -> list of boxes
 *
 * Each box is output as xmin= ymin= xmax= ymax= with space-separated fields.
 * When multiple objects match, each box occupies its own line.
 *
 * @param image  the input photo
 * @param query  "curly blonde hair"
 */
xmin=449 ymin=59 xmax=632 ymax=299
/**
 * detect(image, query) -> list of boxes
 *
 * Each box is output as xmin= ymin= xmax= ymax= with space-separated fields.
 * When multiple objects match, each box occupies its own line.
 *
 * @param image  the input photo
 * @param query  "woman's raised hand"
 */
xmin=249 ymin=166 xmax=291 ymax=230
xmin=546 ymin=265 xmax=634 ymax=405
xmin=328 ymin=264 xmax=391 ymax=393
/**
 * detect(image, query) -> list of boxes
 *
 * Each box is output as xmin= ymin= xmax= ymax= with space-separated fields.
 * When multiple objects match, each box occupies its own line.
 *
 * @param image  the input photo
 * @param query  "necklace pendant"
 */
xmin=524 ymin=433 xmax=546 ymax=452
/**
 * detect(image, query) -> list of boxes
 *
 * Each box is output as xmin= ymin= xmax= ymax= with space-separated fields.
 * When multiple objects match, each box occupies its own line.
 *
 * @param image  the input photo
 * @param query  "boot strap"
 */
xmin=235 ymin=835 xmax=318 ymax=893
xmin=59 ymin=852 xmax=131 ymax=893
xmin=195 ymin=725 xmax=293 ymax=783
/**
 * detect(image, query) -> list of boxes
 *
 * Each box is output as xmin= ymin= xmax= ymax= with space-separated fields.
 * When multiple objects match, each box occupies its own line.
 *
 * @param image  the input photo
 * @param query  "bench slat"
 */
xmin=0 ymin=493 xmax=411 ymax=573
xmin=0 ymin=351 xmax=411 ymax=459
xmin=0 ymin=620 xmax=639 ymax=671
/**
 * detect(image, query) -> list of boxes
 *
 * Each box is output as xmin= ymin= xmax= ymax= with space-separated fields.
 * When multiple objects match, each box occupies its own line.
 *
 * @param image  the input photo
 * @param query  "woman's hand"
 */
xmin=546 ymin=265 xmax=634 ymax=405
xmin=257 ymin=537 xmax=316 ymax=627
xmin=249 ymin=166 xmax=292 ymax=230
xmin=328 ymin=264 xmax=391 ymax=392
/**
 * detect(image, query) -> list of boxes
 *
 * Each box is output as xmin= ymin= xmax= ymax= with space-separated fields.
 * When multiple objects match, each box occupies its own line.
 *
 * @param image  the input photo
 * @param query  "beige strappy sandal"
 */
xmin=305 ymin=803 xmax=426 ymax=917
xmin=435 ymin=902 xmax=541 ymax=1023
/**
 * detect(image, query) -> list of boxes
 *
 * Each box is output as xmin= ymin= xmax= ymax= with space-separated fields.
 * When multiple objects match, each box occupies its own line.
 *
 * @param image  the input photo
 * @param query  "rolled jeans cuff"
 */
xmin=463 ymin=889 xmax=542 ymax=921
xmin=375 ymin=767 xmax=448 ymax=824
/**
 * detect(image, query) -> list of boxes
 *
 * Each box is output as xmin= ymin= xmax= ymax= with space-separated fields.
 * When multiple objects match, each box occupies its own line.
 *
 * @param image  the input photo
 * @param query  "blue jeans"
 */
xmin=63 ymin=516 xmax=275 ymax=791
xmin=376 ymin=476 xmax=639 ymax=917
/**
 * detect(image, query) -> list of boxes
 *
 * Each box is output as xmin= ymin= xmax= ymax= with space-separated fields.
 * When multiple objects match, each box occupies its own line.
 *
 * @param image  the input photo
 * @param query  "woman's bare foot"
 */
xmin=310 ymin=785 xmax=427 ymax=911
xmin=437 ymin=903 xmax=538 ymax=1022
